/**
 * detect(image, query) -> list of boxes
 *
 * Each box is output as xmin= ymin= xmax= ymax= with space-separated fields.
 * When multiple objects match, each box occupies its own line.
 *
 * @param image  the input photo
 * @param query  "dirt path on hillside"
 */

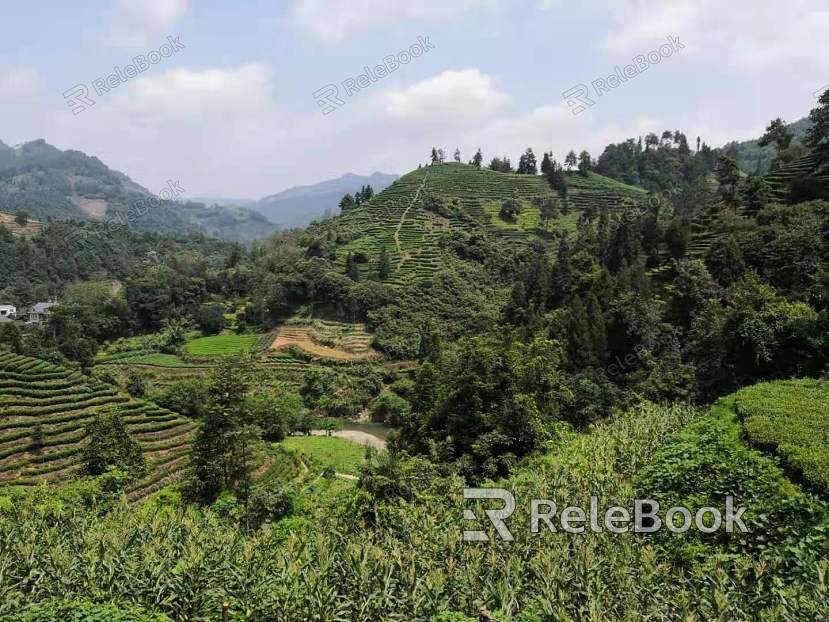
xmin=394 ymin=174 xmax=428 ymax=271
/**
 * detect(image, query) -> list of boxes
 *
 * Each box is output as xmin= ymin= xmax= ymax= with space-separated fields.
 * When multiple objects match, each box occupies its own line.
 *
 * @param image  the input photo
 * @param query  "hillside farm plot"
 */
xmin=269 ymin=320 xmax=380 ymax=361
xmin=0 ymin=212 xmax=43 ymax=237
xmin=733 ymin=379 xmax=829 ymax=493
xmin=0 ymin=352 xmax=196 ymax=498
xmin=184 ymin=333 xmax=258 ymax=357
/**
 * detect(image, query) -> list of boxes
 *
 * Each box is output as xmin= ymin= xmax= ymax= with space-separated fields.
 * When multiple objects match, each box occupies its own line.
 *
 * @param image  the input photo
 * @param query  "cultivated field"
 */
xmin=0 ymin=352 xmax=196 ymax=501
xmin=269 ymin=320 xmax=380 ymax=361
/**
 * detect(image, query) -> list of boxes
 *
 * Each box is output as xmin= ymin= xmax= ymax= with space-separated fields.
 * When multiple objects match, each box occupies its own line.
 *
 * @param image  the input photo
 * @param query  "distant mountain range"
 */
xmin=0 ymin=138 xmax=399 ymax=241
xmin=186 ymin=197 xmax=257 ymax=208
xmin=0 ymin=139 xmax=279 ymax=242
xmin=251 ymin=172 xmax=399 ymax=229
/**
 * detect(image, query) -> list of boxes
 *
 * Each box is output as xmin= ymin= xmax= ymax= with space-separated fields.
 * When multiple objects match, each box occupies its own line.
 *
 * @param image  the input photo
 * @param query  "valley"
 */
xmin=1 ymin=18 xmax=828 ymax=619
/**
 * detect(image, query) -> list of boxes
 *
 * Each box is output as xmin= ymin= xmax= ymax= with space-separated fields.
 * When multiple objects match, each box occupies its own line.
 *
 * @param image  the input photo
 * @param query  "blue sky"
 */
xmin=1 ymin=1 xmax=827 ymax=198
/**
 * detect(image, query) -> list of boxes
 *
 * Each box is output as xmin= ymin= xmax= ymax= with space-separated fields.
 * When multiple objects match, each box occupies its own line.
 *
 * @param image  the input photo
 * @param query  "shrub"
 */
xmin=194 ymin=303 xmax=226 ymax=335
xmin=156 ymin=378 xmax=209 ymax=419
xmin=14 ymin=211 xmax=29 ymax=227
xmin=733 ymin=379 xmax=829 ymax=494
xmin=499 ymin=198 xmax=522 ymax=221
xmin=83 ymin=411 xmax=147 ymax=479
xmin=389 ymin=377 xmax=415 ymax=398
xmin=432 ymin=613 xmax=476 ymax=622
xmin=125 ymin=371 xmax=147 ymax=398
xmin=369 ymin=392 xmax=411 ymax=426
xmin=246 ymin=484 xmax=294 ymax=528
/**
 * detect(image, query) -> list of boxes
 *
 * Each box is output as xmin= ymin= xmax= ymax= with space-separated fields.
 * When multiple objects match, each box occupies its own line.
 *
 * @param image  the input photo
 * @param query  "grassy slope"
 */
xmin=280 ymin=436 xmax=367 ymax=475
xmin=184 ymin=333 xmax=257 ymax=357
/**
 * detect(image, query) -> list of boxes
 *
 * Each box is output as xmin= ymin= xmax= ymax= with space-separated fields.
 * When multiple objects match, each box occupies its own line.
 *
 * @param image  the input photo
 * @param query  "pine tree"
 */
xmin=190 ymin=358 xmax=256 ymax=502
xmin=706 ymin=235 xmax=746 ymax=286
xmin=564 ymin=150 xmax=578 ymax=170
xmin=430 ymin=147 xmax=439 ymax=165
xmin=453 ymin=147 xmax=461 ymax=162
xmin=471 ymin=148 xmax=483 ymax=168
xmin=549 ymin=236 xmax=572 ymax=308
xmin=741 ymin=175 xmax=772 ymax=212
xmin=577 ymin=150 xmax=593 ymax=176
xmin=716 ymin=154 xmax=742 ymax=209
xmin=540 ymin=152 xmax=553 ymax=175
xmin=338 ymin=193 xmax=355 ymax=211
xmin=585 ymin=292 xmax=607 ymax=365
xmin=806 ymin=88 xmax=829 ymax=163
xmin=517 ymin=148 xmax=538 ymax=174
xmin=758 ymin=117 xmax=793 ymax=153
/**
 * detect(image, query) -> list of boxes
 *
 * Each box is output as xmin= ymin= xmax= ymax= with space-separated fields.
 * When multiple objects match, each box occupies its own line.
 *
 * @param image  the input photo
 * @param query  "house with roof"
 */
xmin=21 ymin=302 xmax=56 ymax=325
xmin=0 ymin=304 xmax=16 ymax=319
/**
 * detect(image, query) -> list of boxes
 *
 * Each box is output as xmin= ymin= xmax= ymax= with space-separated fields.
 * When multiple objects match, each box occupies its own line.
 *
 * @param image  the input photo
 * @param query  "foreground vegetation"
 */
xmin=1 ymin=401 xmax=827 ymax=621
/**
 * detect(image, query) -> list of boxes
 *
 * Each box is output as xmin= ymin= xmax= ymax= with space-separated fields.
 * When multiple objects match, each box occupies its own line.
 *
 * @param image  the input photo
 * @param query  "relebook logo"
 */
xmin=463 ymin=488 xmax=748 ymax=542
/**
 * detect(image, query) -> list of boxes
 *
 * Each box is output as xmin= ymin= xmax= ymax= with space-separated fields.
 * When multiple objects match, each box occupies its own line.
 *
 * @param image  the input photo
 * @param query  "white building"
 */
xmin=0 ymin=305 xmax=16 ymax=319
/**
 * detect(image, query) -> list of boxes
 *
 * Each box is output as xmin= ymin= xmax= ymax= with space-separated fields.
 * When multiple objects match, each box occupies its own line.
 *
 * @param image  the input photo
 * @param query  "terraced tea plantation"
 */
xmin=0 ymin=352 xmax=197 ymax=500
xmin=733 ymin=379 xmax=829 ymax=493
xmin=687 ymin=152 xmax=826 ymax=259
xmin=764 ymin=153 xmax=826 ymax=201
xmin=325 ymin=163 xmax=648 ymax=285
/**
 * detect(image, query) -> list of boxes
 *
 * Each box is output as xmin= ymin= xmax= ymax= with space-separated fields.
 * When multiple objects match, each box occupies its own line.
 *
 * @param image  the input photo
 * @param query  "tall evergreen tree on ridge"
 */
xmin=471 ymin=148 xmax=483 ymax=168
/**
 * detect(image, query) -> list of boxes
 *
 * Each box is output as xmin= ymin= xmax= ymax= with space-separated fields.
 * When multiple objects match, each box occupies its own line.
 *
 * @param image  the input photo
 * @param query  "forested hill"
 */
xmin=0 ymin=139 xmax=278 ymax=242
xmin=306 ymin=162 xmax=647 ymax=285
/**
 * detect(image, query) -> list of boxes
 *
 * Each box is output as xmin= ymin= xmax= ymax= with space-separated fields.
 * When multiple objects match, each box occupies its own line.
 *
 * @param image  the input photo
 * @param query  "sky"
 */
xmin=1 ymin=0 xmax=828 ymax=199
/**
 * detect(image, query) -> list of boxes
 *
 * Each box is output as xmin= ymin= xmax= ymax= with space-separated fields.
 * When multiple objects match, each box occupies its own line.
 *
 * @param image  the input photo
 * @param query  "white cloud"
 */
xmin=110 ymin=0 xmax=189 ymax=48
xmin=288 ymin=0 xmax=494 ymax=42
xmin=53 ymin=63 xmax=285 ymax=196
xmin=600 ymin=0 xmax=829 ymax=73
xmin=0 ymin=67 xmax=45 ymax=144
xmin=106 ymin=64 xmax=274 ymax=123
xmin=384 ymin=69 xmax=509 ymax=125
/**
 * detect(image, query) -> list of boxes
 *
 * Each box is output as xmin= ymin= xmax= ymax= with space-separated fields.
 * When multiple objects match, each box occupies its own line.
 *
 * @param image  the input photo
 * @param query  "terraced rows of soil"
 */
xmin=0 ymin=351 xmax=196 ymax=499
xmin=0 ymin=212 xmax=43 ymax=237
xmin=269 ymin=322 xmax=380 ymax=361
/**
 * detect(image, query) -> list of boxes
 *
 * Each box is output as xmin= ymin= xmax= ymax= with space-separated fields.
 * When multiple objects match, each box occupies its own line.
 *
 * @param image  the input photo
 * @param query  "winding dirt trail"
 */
xmin=394 ymin=174 xmax=428 ymax=271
